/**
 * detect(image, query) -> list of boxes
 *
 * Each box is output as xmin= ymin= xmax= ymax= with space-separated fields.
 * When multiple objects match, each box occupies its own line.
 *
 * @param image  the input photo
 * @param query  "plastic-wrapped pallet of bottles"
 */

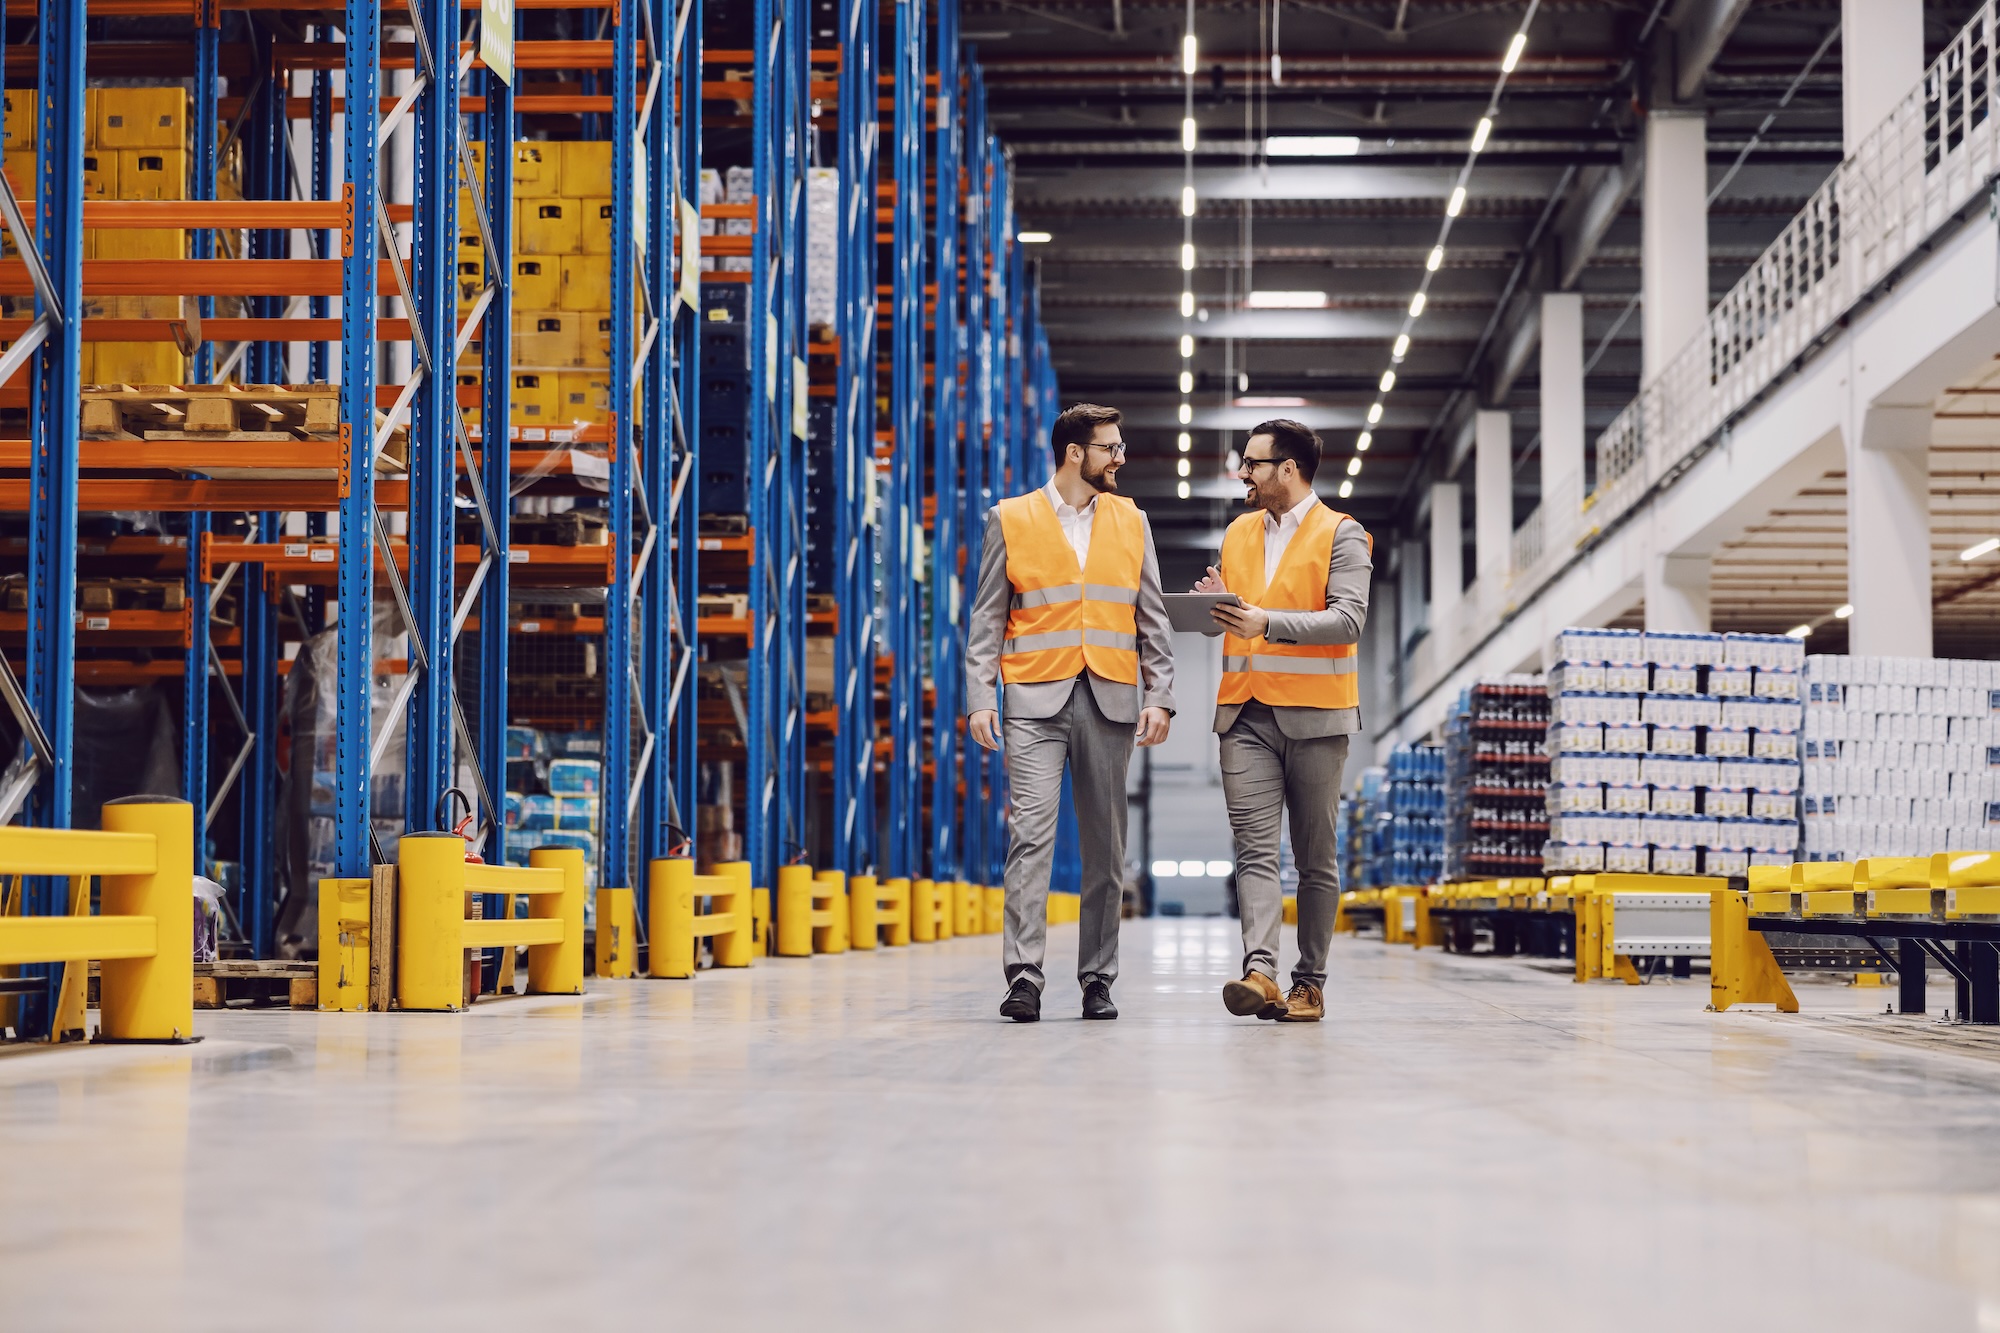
xmin=1801 ymin=655 xmax=2000 ymax=859
xmin=1542 ymin=628 xmax=1802 ymax=876
xmin=1444 ymin=675 xmax=1550 ymax=879
xmin=1341 ymin=767 xmax=1386 ymax=890
xmin=1380 ymin=744 xmax=1445 ymax=886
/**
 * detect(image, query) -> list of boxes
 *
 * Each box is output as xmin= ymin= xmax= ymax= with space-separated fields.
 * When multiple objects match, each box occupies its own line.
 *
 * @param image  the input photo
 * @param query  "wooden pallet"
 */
xmin=193 ymin=959 xmax=317 ymax=1010
xmin=81 ymin=382 xmax=342 ymax=440
xmin=698 ymin=592 xmax=749 ymax=618
xmin=1 ymin=575 xmax=187 ymax=613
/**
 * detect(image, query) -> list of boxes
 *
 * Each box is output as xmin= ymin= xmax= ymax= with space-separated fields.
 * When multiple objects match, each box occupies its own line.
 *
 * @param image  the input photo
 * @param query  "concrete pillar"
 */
xmin=1645 ymin=552 xmax=1712 ymax=633
xmin=1428 ymin=481 xmax=1461 ymax=621
xmin=1842 ymin=0 xmax=1923 ymax=155
xmin=1847 ymin=406 xmax=1932 ymax=658
xmin=1641 ymin=111 xmax=1709 ymax=386
xmin=1397 ymin=539 xmax=1426 ymax=652
xmin=1539 ymin=292 xmax=1585 ymax=514
xmin=1474 ymin=410 xmax=1511 ymax=583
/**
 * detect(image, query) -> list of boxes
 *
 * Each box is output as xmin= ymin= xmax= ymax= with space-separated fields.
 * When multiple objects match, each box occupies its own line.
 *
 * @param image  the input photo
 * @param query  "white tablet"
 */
xmin=1163 ymin=592 xmax=1242 ymax=633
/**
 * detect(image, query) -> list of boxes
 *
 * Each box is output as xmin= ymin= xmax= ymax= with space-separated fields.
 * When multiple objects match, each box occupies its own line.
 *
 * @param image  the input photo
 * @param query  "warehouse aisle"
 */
xmin=2 ymin=923 xmax=1997 ymax=1331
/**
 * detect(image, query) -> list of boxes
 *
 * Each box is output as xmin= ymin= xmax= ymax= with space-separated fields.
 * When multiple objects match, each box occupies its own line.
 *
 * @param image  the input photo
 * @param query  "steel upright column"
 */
xmin=928 ymin=2 xmax=962 ymax=885
xmin=602 ymin=0 xmax=642 ymax=891
xmin=886 ymin=0 xmax=926 ymax=880
xmin=775 ymin=0 xmax=809 ymax=882
xmin=184 ymin=4 xmax=221 ymax=870
xmin=335 ymin=0 xmax=382 ymax=877
xmin=958 ymin=64 xmax=991 ymax=891
xmin=833 ymin=0 xmax=878 ymax=875
xmin=477 ymin=20 xmax=517 ymax=862
xmin=664 ymin=0 xmax=704 ymax=857
xmin=748 ymin=0 xmax=779 ymax=888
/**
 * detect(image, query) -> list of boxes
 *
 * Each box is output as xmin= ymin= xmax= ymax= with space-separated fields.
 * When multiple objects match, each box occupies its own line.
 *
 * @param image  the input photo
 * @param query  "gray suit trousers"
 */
xmin=1220 ymin=702 xmax=1349 ymax=988
xmin=1001 ymin=683 xmax=1133 ymax=993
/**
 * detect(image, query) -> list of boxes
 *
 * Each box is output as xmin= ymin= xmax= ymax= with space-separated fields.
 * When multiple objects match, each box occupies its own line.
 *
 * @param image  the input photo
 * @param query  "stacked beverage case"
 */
xmin=1443 ymin=676 xmax=1551 ymax=878
xmin=1542 ymin=628 xmax=1802 ymax=875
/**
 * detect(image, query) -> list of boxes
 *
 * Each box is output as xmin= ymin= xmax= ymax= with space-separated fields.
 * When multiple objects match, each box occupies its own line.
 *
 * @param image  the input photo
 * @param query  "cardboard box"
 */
xmin=96 ymin=87 xmax=189 ymax=150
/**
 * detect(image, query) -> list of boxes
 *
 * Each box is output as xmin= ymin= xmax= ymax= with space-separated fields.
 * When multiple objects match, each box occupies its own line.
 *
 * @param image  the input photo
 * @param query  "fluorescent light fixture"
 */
xmin=1180 ymin=290 xmax=1195 ymax=318
xmin=1338 ymin=479 xmax=1354 ymax=498
xmin=1834 ymin=603 xmax=1854 ymax=620
xmin=1235 ymin=396 xmax=1306 ymax=408
xmin=1264 ymin=135 xmax=1361 ymax=157
xmin=1205 ymin=860 xmax=1232 ymax=877
xmin=1409 ymin=291 xmax=1426 ymax=317
xmin=1366 ymin=402 xmax=1383 ymax=424
xmin=1446 ymin=185 xmax=1466 ymax=218
xmin=1181 ymin=185 xmax=1196 ymax=217
xmin=1179 ymin=370 xmax=1193 ymax=394
xmin=1179 ymin=334 xmax=1194 ymax=358
xmin=1178 ymin=402 xmax=1192 ymax=425
xmin=1182 ymin=33 xmax=1197 ymax=75
xmin=1178 ymin=859 xmax=1205 ymax=877
xmin=1786 ymin=624 xmax=1812 ymax=639
xmin=1177 ymin=480 xmax=1191 ymax=499
xmin=1346 ymin=456 xmax=1361 ymax=477
xmin=1016 ymin=230 xmax=1052 ymax=243
xmin=1471 ymin=117 xmax=1492 ymax=153
xmin=1271 ymin=53 xmax=1282 ymax=84
xmin=1502 ymin=32 xmax=1526 ymax=74
xmin=1177 ymin=457 xmax=1190 ymax=477
xmin=1151 ymin=859 xmax=1179 ymax=878
xmin=1225 ymin=449 xmax=1240 ymax=471
xmin=1245 ymin=290 xmax=1327 ymax=309
xmin=1180 ymin=243 xmax=1195 ymax=271
xmin=1176 ymin=431 xmax=1191 ymax=452
xmin=1392 ymin=334 xmax=1410 ymax=360
xmin=1182 ymin=117 xmax=1197 ymax=151
xmin=1356 ymin=431 xmax=1372 ymax=451
xmin=1426 ymin=246 xmax=1444 ymax=272
xmin=1379 ymin=370 xmax=1396 ymax=392
xmin=1962 ymin=537 xmax=2000 ymax=561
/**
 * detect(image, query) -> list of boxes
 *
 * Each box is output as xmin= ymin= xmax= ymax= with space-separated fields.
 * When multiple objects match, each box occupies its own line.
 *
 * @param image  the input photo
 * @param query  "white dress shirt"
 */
xmin=1044 ymin=477 xmax=1096 ymax=565
xmin=1263 ymin=490 xmax=1320 ymax=584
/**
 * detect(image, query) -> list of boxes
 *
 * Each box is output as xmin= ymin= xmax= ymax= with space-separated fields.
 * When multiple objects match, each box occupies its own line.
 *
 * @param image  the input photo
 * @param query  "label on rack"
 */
xmin=700 ymin=539 xmax=722 ymax=551
xmin=285 ymin=543 xmax=309 ymax=557
xmin=309 ymin=548 xmax=335 ymax=563
xmin=508 ymin=550 xmax=530 ymax=564
xmin=520 ymin=621 xmax=542 ymax=633
xmin=84 ymin=616 xmax=109 ymax=631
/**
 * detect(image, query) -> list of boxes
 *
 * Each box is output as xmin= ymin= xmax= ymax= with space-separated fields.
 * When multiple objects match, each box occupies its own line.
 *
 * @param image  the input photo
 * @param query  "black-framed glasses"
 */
xmin=1240 ymin=455 xmax=1285 ymax=471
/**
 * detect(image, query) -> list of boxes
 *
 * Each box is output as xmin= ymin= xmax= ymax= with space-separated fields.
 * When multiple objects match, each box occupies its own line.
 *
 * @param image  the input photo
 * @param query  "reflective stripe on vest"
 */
xmin=996 ymin=490 xmax=1146 ymax=686
xmin=1216 ymin=503 xmax=1364 ymax=711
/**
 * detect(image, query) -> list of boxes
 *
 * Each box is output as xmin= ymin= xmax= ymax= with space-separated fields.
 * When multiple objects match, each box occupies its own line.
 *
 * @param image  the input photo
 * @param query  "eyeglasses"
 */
xmin=1240 ymin=455 xmax=1285 ymax=471
xmin=1085 ymin=442 xmax=1128 ymax=459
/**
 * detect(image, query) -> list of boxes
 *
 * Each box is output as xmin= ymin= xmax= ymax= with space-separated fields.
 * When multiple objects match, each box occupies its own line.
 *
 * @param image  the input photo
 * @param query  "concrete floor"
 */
xmin=4 ymin=920 xmax=2000 ymax=1331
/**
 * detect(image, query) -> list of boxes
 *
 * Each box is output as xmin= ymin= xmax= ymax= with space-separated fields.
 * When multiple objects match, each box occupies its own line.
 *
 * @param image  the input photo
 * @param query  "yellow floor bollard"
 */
xmin=776 ymin=863 xmax=815 ymax=957
xmin=936 ymin=880 xmax=955 ymax=940
xmin=815 ymin=870 xmax=850 ymax=953
xmin=849 ymin=873 xmax=879 ymax=950
xmin=751 ymin=885 xmax=771 ymax=954
xmin=397 ymin=831 xmax=468 ymax=1011
xmin=912 ymin=878 xmax=937 ymax=942
xmin=318 ymin=877 xmax=371 ymax=1011
xmin=98 ymin=795 xmax=194 ymax=1041
xmin=649 ymin=857 xmax=695 ymax=978
xmin=953 ymin=882 xmax=978 ymax=936
xmin=717 ymin=863 xmax=757 ymax=966
xmin=595 ymin=886 xmax=635 ymax=978
xmin=983 ymin=885 xmax=1004 ymax=935
xmin=881 ymin=877 xmax=911 ymax=946
xmin=527 ymin=845 xmax=586 ymax=994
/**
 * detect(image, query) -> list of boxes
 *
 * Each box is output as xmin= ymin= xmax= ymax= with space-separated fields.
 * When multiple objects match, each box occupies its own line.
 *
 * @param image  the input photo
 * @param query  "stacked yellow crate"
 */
xmin=90 ymin=86 xmax=192 ymax=385
xmin=509 ymin=140 xmax=615 ymax=430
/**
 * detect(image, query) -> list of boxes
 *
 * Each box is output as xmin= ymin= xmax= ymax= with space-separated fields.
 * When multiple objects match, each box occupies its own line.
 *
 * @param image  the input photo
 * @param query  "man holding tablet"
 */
xmin=965 ymin=403 xmax=1175 ymax=1023
xmin=1190 ymin=419 xmax=1371 ymax=1022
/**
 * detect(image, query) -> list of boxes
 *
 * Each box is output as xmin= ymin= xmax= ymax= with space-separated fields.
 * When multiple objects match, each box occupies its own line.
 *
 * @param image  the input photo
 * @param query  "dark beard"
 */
xmin=1081 ymin=460 xmax=1118 ymax=493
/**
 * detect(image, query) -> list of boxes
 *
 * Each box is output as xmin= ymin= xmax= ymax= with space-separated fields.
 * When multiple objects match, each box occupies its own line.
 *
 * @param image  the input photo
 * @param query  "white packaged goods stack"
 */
xmin=697 ymin=167 xmax=720 ymax=272
xmin=1801 ymin=656 xmax=2000 ymax=859
xmin=805 ymin=167 xmax=838 ymax=328
xmin=722 ymin=165 xmax=753 ymax=271
xmin=1543 ymin=627 xmax=1803 ymax=875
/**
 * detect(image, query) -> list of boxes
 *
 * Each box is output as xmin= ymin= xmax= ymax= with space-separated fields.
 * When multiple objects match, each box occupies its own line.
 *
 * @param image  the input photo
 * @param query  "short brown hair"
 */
xmin=1248 ymin=418 xmax=1321 ymax=482
xmin=1050 ymin=402 xmax=1121 ymax=468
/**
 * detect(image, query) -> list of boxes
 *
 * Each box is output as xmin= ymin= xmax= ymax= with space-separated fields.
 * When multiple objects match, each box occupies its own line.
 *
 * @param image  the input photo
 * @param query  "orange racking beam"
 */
xmin=0 ymin=317 xmax=417 ymax=343
xmin=0 ymin=259 xmax=403 ymax=297
xmin=0 ymin=479 xmax=408 ymax=513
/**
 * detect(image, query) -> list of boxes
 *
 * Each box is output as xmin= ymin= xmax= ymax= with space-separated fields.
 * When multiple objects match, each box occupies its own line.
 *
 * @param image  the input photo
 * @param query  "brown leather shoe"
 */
xmin=1276 ymin=980 xmax=1325 ymax=1022
xmin=1222 ymin=971 xmax=1285 ymax=1019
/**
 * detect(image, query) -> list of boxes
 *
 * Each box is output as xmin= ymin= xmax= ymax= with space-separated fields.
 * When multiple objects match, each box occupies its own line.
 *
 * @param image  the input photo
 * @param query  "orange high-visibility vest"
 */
xmin=995 ymin=489 xmax=1145 ymax=686
xmin=1217 ymin=502 xmax=1361 ymax=710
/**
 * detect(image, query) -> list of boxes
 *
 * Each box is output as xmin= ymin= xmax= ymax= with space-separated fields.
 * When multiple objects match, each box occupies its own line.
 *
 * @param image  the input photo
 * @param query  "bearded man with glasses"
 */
xmin=965 ymin=403 xmax=1176 ymax=1023
xmin=1193 ymin=419 xmax=1372 ymax=1022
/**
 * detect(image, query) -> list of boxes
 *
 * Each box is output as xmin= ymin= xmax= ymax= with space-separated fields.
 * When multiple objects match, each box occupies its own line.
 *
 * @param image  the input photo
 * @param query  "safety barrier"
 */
xmin=1571 ymin=874 xmax=1719 ymax=984
xmin=1712 ymin=851 xmax=2000 ymax=1021
xmin=396 ymin=835 xmax=585 ymax=1010
xmin=851 ymin=875 xmax=911 ymax=948
xmin=910 ymin=878 xmax=953 ymax=941
xmin=0 ymin=796 xmax=194 ymax=1042
xmin=1046 ymin=890 xmax=1079 ymax=925
xmin=596 ymin=887 xmax=636 ymax=978
xmin=648 ymin=858 xmax=755 ymax=976
xmin=1424 ymin=879 xmax=1571 ymax=958
xmin=775 ymin=865 xmax=850 ymax=956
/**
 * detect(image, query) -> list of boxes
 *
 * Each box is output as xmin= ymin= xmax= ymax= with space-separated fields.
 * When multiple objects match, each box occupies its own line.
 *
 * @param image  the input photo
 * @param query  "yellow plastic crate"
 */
xmin=512 ymin=142 xmax=559 ymax=198
xmin=559 ymin=140 xmax=611 ymax=197
xmin=94 ymin=341 xmax=187 ymax=386
xmin=559 ymin=255 xmax=610 ymax=311
xmin=96 ymin=87 xmax=189 ymax=150
xmin=517 ymin=197 xmax=581 ymax=255
xmin=4 ymin=89 xmax=34 ymax=152
xmin=511 ymin=257 xmax=560 ymax=310
xmin=509 ymin=370 xmax=559 ymax=425
xmin=119 ymin=148 xmax=186 ymax=200
xmin=555 ymin=370 xmax=610 ymax=425
xmin=513 ymin=312 xmax=583 ymax=368
xmin=576 ymin=197 xmax=614 ymax=254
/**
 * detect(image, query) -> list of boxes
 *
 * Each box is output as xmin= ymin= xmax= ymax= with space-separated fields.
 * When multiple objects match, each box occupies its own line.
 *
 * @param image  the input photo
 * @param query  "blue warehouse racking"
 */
xmin=0 ymin=0 xmax=1060 ymax=1016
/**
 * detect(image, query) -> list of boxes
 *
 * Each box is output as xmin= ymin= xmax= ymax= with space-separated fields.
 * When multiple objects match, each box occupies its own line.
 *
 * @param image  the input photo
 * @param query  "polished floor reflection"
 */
xmin=4 ymin=920 xmax=2000 ymax=1331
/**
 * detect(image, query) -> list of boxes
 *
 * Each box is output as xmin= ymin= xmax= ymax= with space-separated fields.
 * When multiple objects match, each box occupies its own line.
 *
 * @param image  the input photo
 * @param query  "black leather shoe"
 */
xmin=999 ymin=979 xmax=1041 ymax=1022
xmin=1081 ymin=979 xmax=1118 ymax=1020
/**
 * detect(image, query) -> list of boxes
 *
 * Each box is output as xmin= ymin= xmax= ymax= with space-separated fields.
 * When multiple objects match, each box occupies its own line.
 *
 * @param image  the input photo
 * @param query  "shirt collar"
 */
xmin=1044 ymin=477 xmax=1097 ymax=519
xmin=1264 ymin=489 xmax=1319 ymax=532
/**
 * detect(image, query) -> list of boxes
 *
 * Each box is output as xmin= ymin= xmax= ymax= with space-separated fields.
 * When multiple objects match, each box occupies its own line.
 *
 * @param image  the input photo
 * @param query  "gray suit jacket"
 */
xmin=965 ymin=502 xmax=1176 ymax=725
xmin=1209 ymin=515 xmax=1372 ymax=738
